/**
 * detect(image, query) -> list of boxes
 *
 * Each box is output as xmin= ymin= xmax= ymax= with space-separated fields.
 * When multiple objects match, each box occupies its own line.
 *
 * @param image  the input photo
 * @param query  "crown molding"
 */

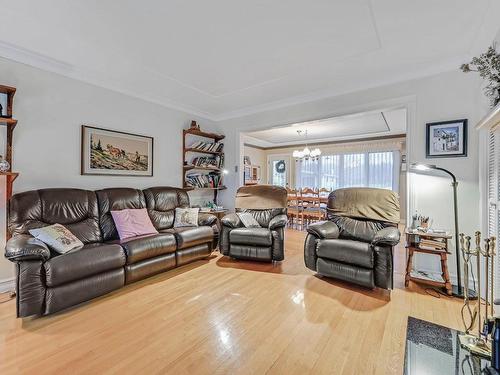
xmin=245 ymin=133 xmax=406 ymax=151
xmin=0 ymin=40 xmax=216 ymax=121
xmin=211 ymin=57 xmax=468 ymax=122
xmin=0 ymin=40 xmax=491 ymax=123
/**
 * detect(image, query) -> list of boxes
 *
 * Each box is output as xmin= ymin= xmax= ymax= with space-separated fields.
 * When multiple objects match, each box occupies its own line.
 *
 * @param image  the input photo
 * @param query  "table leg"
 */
xmin=405 ymin=248 xmax=414 ymax=287
xmin=440 ymin=253 xmax=452 ymax=295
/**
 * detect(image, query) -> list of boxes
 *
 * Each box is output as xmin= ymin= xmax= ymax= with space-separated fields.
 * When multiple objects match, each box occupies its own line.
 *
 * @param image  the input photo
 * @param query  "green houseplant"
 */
xmin=461 ymin=44 xmax=500 ymax=108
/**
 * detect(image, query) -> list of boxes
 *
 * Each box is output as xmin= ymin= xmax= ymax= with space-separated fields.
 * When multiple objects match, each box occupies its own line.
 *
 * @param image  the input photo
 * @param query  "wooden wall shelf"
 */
xmin=183 ymin=165 xmax=221 ymax=172
xmin=182 ymin=125 xmax=225 ymax=202
xmin=184 ymin=147 xmax=223 ymax=156
xmin=0 ymin=84 xmax=18 ymax=201
xmin=0 ymin=118 xmax=17 ymax=126
xmin=184 ymin=186 xmax=227 ymax=192
xmin=183 ymin=128 xmax=225 ymax=141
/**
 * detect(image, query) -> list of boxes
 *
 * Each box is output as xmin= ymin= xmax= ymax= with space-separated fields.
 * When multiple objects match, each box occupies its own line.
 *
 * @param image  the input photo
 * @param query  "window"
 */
xmin=295 ymin=150 xmax=399 ymax=191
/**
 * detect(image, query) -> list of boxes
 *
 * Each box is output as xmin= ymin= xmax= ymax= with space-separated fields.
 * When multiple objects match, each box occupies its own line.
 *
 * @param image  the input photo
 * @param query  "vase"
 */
xmin=0 ymin=156 xmax=10 ymax=172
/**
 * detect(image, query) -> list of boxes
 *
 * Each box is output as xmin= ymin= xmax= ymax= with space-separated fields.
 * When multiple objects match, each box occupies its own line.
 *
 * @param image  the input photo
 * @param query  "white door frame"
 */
xmin=235 ymin=95 xmax=415 ymax=223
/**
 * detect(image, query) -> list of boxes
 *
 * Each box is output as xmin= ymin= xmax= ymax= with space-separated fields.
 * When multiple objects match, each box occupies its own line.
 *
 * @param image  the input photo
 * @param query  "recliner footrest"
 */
xmin=316 ymin=258 xmax=375 ymax=289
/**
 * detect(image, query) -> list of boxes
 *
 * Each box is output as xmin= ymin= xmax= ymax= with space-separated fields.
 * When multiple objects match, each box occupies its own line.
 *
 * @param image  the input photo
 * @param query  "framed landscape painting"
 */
xmin=426 ymin=119 xmax=467 ymax=158
xmin=81 ymin=125 xmax=153 ymax=176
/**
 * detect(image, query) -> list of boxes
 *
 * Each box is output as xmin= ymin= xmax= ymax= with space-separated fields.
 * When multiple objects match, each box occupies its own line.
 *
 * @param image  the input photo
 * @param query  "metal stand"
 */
xmin=458 ymin=232 xmax=496 ymax=358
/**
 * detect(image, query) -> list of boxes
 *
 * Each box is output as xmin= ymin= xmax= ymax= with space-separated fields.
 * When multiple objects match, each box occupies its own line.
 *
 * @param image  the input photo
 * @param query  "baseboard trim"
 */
xmin=0 ymin=278 xmax=15 ymax=293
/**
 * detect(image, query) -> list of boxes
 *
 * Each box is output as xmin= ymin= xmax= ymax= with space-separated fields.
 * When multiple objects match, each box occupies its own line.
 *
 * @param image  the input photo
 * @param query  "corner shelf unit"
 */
xmin=182 ymin=127 xmax=226 ymax=202
xmin=0 ymin=84 xmax=19 ymax=200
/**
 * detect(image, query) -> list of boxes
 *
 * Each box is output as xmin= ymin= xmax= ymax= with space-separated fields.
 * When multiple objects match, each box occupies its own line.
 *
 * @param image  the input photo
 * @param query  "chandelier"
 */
xmin=292 ymin=130 xmax=321 ymax=161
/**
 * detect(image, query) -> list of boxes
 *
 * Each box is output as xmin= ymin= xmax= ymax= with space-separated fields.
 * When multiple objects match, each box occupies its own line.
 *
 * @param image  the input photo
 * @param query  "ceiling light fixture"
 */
xmin=292 ymin=130 xmax=321 ymax=161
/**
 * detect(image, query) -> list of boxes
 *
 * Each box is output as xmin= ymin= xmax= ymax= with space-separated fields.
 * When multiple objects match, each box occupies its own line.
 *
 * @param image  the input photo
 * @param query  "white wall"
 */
xmin=217 ymin=70 xmax=490 ymax=281
xmin=0 ymin=57 xmax=492 ymax=288
xmin=0 ymin=57 xmax=216 ymax=285
xmin=243 ymin=144 xmax=267 ymax=183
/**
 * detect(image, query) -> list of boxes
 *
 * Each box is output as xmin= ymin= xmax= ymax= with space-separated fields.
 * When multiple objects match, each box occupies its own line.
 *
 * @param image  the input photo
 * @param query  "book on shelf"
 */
xmin=189 ymin=141 xmax=224 ymax=152
xmin=185 ymin=172 xmax=223 ymax=189
xmin=189 ymin=155 xmax=224 ymax=169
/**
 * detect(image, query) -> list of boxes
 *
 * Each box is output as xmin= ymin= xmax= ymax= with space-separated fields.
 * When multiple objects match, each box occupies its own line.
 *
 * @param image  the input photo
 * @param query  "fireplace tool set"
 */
xmin=458 ymin=231 xmax=497 ymax=357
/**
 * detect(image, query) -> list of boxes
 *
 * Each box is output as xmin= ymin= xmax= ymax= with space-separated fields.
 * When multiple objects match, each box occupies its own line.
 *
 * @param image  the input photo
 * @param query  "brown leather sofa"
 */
xmin=220 ymin=185 xmax=288 ymax=262
xmin=4 ymin=187 xmax=218 ymax=317
xmin=304 ymin=188 xmax=401 ymax=290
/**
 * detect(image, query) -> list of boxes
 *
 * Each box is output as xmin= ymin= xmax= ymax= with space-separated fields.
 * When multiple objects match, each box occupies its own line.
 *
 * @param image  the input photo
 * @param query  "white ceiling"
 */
xmin=0 ymin=1 xmax=498 ymax=120
xmin=243 ymin=108 xmax=406 ymax=148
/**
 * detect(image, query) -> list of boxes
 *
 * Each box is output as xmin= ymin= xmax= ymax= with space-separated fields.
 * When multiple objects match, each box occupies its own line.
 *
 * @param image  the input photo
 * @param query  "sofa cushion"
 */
xmin=143 ymin=187 xmax=190 ymax=230
xmin=329 ymin=216 xmax=385 ymax=243
xmin=111 ymin=208 xmax=158 ymax=240
xmin=161 ymin=226 xmax=213 ymax=250
xmin=96 ymin=188 xmax=147 ymax=241
xmin=29 ymin=224 xmax=84 ymax=254
xmin=111 ymin=233 xmax=177 ymax=264
xmin=229 ymin=228 xmax=272 ymax=246
xmin=9 ymin=188 xmax=102 ymax=243
xmin=316 ymin=239 xmax=374 ymax=268
xmin=44 ymin=243 xmax=126 ymax=287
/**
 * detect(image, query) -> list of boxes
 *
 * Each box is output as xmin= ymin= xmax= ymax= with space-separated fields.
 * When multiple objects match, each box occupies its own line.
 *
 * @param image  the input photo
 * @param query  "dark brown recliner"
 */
xmin=220 ymin=185 xmax=288 ymax=262
xmin=4 ymin=186 xmax=217 ymax=317
xmin=304 ymin=188 xmax=401 ymax=290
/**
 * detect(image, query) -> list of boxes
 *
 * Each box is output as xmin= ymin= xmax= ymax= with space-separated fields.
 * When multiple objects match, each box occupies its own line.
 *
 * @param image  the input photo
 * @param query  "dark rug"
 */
xmin=406 ymin=316 xmax=454 ymax=355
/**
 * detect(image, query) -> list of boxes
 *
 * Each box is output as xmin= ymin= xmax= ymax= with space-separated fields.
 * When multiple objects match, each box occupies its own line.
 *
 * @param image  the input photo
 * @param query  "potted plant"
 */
xmin=461 ymin=44 xmax=500 ymax=108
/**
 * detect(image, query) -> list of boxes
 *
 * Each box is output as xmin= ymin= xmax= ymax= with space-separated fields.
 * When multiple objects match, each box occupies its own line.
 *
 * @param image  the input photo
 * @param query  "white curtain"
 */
xmin=295 ymin=150 xmax=400 ymax=191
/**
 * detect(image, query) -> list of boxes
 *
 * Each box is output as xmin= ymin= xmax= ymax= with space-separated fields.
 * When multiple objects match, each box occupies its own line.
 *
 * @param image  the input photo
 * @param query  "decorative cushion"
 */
xmin=29 ymin=224 xmax=84 ymax=254
xmin=237 ymin=212 xmax=261 ymax=228
xmin=174 ymin=208 xmax=199 ymax=228
xmin=110 ymin=208 xmax=158 ymax=240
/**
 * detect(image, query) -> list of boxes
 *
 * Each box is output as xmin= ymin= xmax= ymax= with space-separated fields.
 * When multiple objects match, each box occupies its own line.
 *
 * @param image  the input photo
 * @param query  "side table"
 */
xmin=405 ymin=229 xmax=453 ymax=295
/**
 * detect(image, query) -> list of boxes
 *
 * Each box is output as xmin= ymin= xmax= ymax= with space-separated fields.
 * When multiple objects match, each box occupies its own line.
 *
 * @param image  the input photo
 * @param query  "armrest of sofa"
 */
xmin=198 ymin=213 xmax=217 ymax=226
xmin=5 ymin=234 xmax=51 ymax=262
xmin=269 ymin=214 xmax=288 ymax=230
xmin=372 ymin=227 xmax=401 ymax=247
xmin=306 ymin=221 xmax=340 ymax=239
xmin=221 ymin=213 xmax=242 ymax=229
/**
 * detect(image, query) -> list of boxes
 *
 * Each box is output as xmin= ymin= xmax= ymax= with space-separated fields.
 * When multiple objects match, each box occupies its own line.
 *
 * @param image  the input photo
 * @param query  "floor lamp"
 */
xmin=410 ymin=163 xmax=476 ymax=298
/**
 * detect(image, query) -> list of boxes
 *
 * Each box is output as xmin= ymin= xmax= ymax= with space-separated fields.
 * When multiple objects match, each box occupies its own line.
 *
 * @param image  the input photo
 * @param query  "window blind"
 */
xmin=295 ymin=150 xmax=400 ymax=191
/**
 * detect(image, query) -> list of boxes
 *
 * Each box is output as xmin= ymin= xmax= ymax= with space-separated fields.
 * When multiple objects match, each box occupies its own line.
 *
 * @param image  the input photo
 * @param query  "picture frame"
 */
xmin=81 ymin=125 xmax=154 ymax=176
xmin=426 ymin=119 xmax=467 ymax=158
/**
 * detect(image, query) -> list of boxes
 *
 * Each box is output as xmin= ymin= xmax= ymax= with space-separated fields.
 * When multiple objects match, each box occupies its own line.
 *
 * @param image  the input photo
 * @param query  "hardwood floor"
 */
xmin=0 ymin=229 xmax=465 ymax=374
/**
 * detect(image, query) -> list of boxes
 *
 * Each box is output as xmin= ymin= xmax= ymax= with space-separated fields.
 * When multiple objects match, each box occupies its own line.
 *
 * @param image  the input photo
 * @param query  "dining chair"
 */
xmin=318 ymin=187 xmax=331 ymax=210
xmin=286 ymin=187 xmax=302 ymax=229
xmin=301 ymin=187 xmax=324 ymax=228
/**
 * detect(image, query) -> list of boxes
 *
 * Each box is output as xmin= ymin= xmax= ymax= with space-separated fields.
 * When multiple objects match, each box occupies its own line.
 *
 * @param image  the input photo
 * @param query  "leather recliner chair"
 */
xmin=220 ymin=185 xmax=288 ymax=262
xmin=304 ymin=187 xmax=401 ymax=290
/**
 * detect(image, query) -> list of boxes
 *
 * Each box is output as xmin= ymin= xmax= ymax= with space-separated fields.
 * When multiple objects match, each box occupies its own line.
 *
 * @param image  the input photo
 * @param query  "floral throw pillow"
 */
xmin=29 ymin=224 xmax=84 ymax=254
xmin=174 ymin=208 xmax=199 ymax=228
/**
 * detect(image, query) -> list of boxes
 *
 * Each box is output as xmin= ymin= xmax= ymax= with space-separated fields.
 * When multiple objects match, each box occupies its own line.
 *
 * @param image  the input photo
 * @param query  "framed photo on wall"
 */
xmin=426 ymin=119 xmax=467 ymax=158
xmin=81 ymin=125 xmax=154 ymax=176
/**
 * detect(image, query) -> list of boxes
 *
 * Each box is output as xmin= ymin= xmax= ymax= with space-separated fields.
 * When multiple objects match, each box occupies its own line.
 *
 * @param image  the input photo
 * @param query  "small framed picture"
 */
xmin=81 ymin=125 xmax=154 ymax=176
xmin=426 ymin=119 xmax=467 ymax=158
